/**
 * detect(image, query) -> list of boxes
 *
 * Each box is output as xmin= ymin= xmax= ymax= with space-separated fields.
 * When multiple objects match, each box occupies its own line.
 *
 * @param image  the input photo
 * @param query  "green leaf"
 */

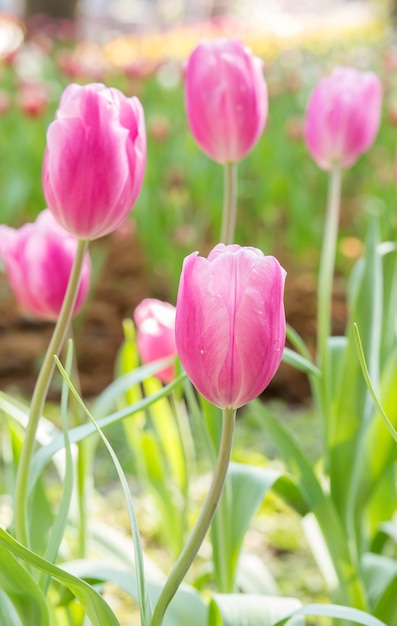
xmin=250 ymin=401 xmax=367 ymax=610
xmin=0 ymin=531 xmax=120 ymax=626
xmin=362 ymin=553 xmax=397 ymax=624
xmin=54 ymin=356 xmax=152 ymax=626
xmin=0 ymin=540 xmax=50 ymax=626
xmin=273 ymin=603 xmax=388 ymax=626
xmin=330 ymin=216 xmax=383 ymax=525
xmin=209 ymin=594 xmax=303 ymax=626
xmin=353 ymin=323 xmax=397 ymax=443
xmin=282 ymin=347 xmax=320 ymax=377
xmin=0 ymin=588 xmax=22 ymax=626
xmin=212 ymin=461 xmax=308 ymax=592
xmin=62 ymin=562 xmax=207 ymax=626
xmin=40 ymin=341 xmax=75 ymax=592
xmin=114 ymin=318 xmax=144 ymax=410
xmin=94 ymin=357 xmax=176 ymax=418
xmin=235 ymin=552 xmax=280 ymax=595
xmin=30 ymin=374 xmax=185 ymax=492
xmin=144 ymin=376 xmax=188 ymax=494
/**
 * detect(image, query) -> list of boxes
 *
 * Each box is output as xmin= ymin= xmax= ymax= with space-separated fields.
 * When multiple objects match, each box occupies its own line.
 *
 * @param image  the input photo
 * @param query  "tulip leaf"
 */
xmin=329 ymin=216 xmax=383 ymax=530
xmin=30 ymin=374 xmax=185 ymax=492
xmin=54 ymin=356 xmax=152 ymax=626
xmin=62 ymin=562 xmax=207 ymax=626
xmin=273 ymin=603 xmax=388 ymax=626
xmin=0 ymin=529 xmax=119 ymax=625
xmin=362 ymin=553 xmax=397 ymax=624
xmin=93 ymin=356 xmax=178 ymax=418
xmin=235 ymin=552 xmax=280 ymax=595
xmin=250 ymin=401 xmax=367 ymax=609
xmin=282 ymin=347 xmax=320 ymax=377
xmin=0 ymin=588 xmax=23 ymax=626
xmin=208 ymin=594 xmax=303 ymax=626
xmin=0 ymin=541 xmax=50 ymax=626
xmin=353 ymin=323 xmax=397 ymax=443
xmin=211 ymin=461 xmax=308 ymax=592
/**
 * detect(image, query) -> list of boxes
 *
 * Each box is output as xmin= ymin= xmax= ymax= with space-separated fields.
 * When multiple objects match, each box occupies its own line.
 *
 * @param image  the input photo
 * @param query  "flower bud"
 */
xmin=0 ymin=209 xmax=91 ymax=320
xmin=42 ymin=82 xmax=146 ymax=240
xmin=134 ymin=298 xmax=176 ymax=384
xmin=175 ymin=244 xmax=286 ymax=409
xmin=184 ymin=39 xmax=268 ymax=164
xmin=304 ymin=66 xmax=382 ymax=170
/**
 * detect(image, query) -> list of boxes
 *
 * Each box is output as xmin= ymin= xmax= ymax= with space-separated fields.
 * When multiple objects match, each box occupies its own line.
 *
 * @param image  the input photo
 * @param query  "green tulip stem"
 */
xmin=317 ymin=165 xmax=342 ymax=427
xmin=220 ymin=162 xmax=238 ymax=244
xmin=151 ymin=406 xmax=236 ymax=626
xmin=14 ymin=238 xmax=89 ymax=548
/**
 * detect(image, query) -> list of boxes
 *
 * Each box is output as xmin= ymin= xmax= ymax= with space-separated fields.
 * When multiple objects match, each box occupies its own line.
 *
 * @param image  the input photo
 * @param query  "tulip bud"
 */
xmin=0 ymin=209 xmax=91 ymax=320
xmin=184 ymin=38 xmax=268 ymax=164
xmin=42 ymin=82 xmax=146 ymax=240
xmin=134 ymin=298 xmax=176 ymax=384
xmin=304 ymin=66 xmax=382 ymax=170
xmin=175 ymin=244 xmax=286 ymax=409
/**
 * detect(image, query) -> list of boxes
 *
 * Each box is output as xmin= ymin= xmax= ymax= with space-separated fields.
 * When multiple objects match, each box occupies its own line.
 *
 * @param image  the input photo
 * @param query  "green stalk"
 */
xmin=220 ymin=162 xmax=238 ymax=245
xmin=151 ymin=407 xmax=236 ymax=626
xmin=316 ymin=165 xmax=342 ymax=436
xmin=14 ymin=239 xmax=89 ymax=548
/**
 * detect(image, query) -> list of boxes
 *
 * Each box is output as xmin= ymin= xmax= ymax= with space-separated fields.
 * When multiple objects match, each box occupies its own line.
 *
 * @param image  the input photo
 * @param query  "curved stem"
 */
xmin=220 ymin=162 xmax=238 ymax=245
xmin=14 ymin=238 xmax=89 ymax=548
xmin=151 ymin=407 xmax=236 ymax=626
xmin=316 ymin=166 xmax=342 ymax=431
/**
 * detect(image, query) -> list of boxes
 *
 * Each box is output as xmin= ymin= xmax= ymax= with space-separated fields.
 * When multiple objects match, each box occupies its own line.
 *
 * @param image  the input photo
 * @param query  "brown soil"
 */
xmin=0 ymin=231 xmax=347 ymax=404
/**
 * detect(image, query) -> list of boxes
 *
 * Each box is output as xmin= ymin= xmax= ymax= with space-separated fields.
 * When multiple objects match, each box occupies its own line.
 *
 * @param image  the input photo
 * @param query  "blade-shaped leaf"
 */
xmin=212 ymin=461 xmax=308 ymax=592
xmin=30 ymin=374 xmax=185 ymax=492
xmin=62 ymin=561 xmax=207 ymax=626
xmin=0 ymin=530 xmax=119 ymax=626
xmin=209 ymin=594 xmax=303 ymax=626
xmin=54 ymin=356 xmax=152 ymax=626
xmin=273 ymin=603 xmax=388 ymax=626
xmin=0 ymin=541 xmax=50 ymax=626
xmin=282 ymin=347 xmax=320 ymax=377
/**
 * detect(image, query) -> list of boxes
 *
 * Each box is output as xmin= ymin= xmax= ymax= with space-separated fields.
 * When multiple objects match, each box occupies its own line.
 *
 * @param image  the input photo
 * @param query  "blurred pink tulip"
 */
xmin=134 ymin=298 xmax=176 ymax=383
xmin=42 ymin=82 xmax=146 ymax=240
xmin=304 ymin=66 xmax=382 ymax=170
xmin=0 ymin=209 xmax=91 ymax=320
xmin=17 ymin=81 xmax=50 ymax=117
xmin=184 ymin=38 xmax=268 ymax=164
xmin=175 ymin=244 xmax=286 ymax=409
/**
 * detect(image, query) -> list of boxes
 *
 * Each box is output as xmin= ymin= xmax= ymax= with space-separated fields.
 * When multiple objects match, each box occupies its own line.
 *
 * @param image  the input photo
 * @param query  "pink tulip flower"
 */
xmin=184 ymin=38 xmax=268 ymax=164
xmin=42 ymin=82 xmax=146 ymax=240
xmin=175 ymin=244 xmax=286 ymax=409
xmin=134 ymin=298 xmax=176 ymax=383
xmin=304 ymin=66 xmax=382 ymax=170
xmin=0 ymin=209 xmax=91 ymax=320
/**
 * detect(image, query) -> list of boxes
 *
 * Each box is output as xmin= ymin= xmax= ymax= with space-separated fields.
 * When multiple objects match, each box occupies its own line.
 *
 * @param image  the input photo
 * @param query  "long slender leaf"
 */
xmin=0 ymin=541 xmax=50 ymax=626
xmin=353 ymin=323 xmax=397 ymax=443
xmin=273 ymin=603 xmax=388 ymax=626
xmin=282 ymin=347 xmax=320 ymax=377
xmin=63 ymin=562 xmax=207 ymax=626
xmin=93 ymin=356 xmax=175 ymax=418
xmin=54 ymin=356 xmax=152 ymax=626
xmin=209 ymin=594 xmax=303 ymax=626
xmin=30 ymin=374 xmax=185 ymax=492
xmin=251 ymin=401 xmax=367 ymax=609
xmin=212 ymin=461 xmax=308 ymax=593
xmin=0 ymin=530 xmax=120 ymax=626
xmin=40 ymin=341 xmax=75 ymax=592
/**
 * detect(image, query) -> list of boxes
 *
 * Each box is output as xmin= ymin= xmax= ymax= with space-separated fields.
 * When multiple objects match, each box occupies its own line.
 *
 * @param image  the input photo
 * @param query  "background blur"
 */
xmin=0 ymin=0 xmax=396 ymax=401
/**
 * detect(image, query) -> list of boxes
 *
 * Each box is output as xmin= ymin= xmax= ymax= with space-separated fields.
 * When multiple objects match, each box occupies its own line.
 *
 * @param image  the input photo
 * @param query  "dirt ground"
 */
xmin=0 ymin=230 xmax=347 ymax=404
